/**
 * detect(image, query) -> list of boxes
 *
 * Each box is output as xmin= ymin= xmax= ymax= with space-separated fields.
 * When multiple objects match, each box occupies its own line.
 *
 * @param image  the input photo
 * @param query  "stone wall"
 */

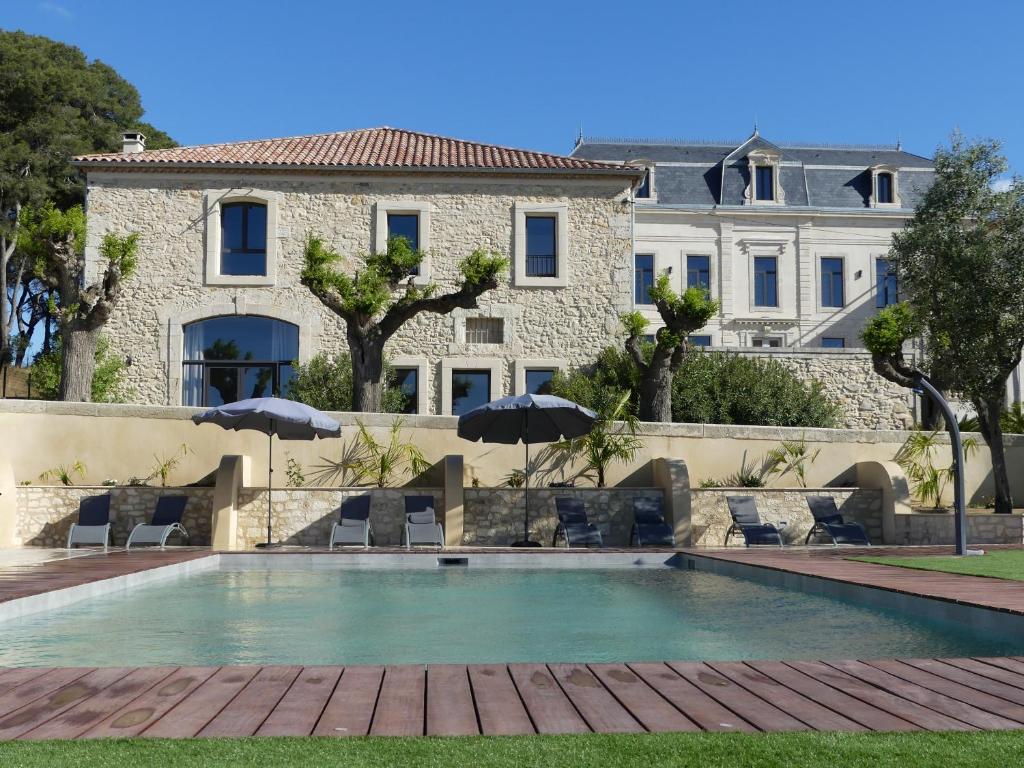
xmin=690 ymin=488 xmax=883 ymax=547
xmin=463 ymin=487 xmax=663 ymax=547
xmin=890 ymin=512 xmax=1024 ymax=546
xmin=234 ymin=488 xmax=445 ymax=549
xmin=14 ymin=486 xmax=214 ymax=547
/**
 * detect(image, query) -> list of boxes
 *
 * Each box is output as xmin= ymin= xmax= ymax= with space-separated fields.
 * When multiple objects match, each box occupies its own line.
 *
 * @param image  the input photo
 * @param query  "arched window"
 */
xmin=182 ymin=316 xmax=299 ymax=406
xmin=221 ymin=202 xmax=267 ymax=276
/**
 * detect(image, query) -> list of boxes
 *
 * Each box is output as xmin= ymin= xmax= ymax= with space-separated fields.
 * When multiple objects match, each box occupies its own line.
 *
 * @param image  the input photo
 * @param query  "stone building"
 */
xmin=74 ymin=127 xmax=641 ymax=414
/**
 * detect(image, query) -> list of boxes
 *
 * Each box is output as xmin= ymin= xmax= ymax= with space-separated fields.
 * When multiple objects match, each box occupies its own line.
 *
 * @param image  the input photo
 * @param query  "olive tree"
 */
xmin=861 ymin=136 xmax=1024 ymax=514
xmin=621 ymin=275 xmax=719 ymax=422
xmin=302 ymin=234 xmax=507 ymax=412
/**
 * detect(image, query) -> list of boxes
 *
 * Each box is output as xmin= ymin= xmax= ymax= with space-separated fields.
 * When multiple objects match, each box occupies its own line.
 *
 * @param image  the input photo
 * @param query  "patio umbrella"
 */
xmin=457 ymin=394 xmax=597 ymax=547
xmin=192 ymin=397 xmax=341 ymax=547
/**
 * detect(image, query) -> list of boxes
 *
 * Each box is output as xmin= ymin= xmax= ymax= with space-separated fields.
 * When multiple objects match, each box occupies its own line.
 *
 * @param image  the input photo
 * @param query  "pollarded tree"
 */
xmin=621 ymin=275 xmax=719 ymax=422
xmin=301 ymin=234 xmax=508 ymax=412
xmin=862 ymin=136 xmax=1024 ymax=514
xmin=20 ymin=204 xmax=138 ymax=401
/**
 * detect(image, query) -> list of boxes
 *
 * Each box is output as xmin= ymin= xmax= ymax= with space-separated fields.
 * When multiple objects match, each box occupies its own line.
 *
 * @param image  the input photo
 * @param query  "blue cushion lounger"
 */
xmin=552 ymin=497 xmax=603 ymax=548
xmin=630 ymin=496 xmax=675 ymax=547
xmin=329 ymin=495 xmax=373 ymax=549
xmin=125 ymin=496 xmax=189 ymax=549
xmin=804 ymin=496 xmax=871 ymax=546
xmin=67 ymin=494 xmax=112 ymax=550
xmin=402 ymin=495 xmax=443 ymax=548
xmin=725 ymin=496 xmax=784 ymax=547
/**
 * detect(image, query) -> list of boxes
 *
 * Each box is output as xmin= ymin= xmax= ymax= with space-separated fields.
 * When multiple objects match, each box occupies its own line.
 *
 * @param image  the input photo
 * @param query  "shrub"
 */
xmin=29 ymin=336 xmax=129 ymax=403
xmin=286 ymin=352 xmax=409 ymax=413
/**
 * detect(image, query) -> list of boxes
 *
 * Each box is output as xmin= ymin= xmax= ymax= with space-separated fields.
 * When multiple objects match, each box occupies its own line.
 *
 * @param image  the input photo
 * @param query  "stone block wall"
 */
xmin=463 ymin=487 xmax=664 ymax=547
xmin=890 ymin=512 xmax=1024 ymax=546
xmin=234 ymin=488 xmax=445 ymax=549
xmin=690 ymin=488 xmax=883 ymax=547
xmin=14 ymin=486 xmax=214 ymax=547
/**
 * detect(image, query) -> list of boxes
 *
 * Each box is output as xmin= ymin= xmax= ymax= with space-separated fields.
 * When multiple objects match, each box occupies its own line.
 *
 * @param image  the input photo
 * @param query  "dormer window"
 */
xmin=876 ymin=172 xmax=894 ymax=204
xmin=636 ymin=168 xmax=652 ymax=199
xmin=870 ymin=166 xmax=900 ymax=207
xmin=745 ymin=149 xmax=784 ymax=205
xmin=755 ymin=166 xmax=774 ymax=201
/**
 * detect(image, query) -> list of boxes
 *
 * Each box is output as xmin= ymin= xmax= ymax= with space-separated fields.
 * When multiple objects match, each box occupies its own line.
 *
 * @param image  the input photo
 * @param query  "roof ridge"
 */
xmin=580 ymin=135 xmax=909 ymax=152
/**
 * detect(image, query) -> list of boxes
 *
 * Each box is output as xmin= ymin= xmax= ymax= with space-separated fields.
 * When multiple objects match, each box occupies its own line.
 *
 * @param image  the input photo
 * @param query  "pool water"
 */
xmin=3 ymin=567 xmax=1022 ymax=666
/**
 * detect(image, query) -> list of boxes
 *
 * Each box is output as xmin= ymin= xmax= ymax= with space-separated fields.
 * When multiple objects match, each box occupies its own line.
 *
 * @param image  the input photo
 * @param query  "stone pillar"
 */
xmin=853 ymin=460 xmax=911 ymax=545
xmin=442 ymin=454 xmax=465 ymax=547
xmin=653 ymin=457 xmax=691 ymax=546
xmin=212 ymin=454 xmax=248 ymax=551
xmin=0 ymin=457 xmax=15 ymax=547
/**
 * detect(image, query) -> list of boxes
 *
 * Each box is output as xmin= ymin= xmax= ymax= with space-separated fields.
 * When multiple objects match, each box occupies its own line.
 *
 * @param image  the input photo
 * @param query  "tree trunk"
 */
xmin=59 ymin=326 xmax=100 ymax=402
xmin=637 ymin=358 xmax=673 ymax=422
xmin=975 ymin=392 xmax=1013 ymax=514
xmin=348 ymin=331 xmax=386 ymax=413
xmin=920 ymin=395 xmax=945 ymax=431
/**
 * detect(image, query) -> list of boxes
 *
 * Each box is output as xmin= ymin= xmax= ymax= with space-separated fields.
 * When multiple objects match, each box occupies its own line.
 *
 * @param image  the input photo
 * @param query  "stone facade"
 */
xmin=15 ymin=486 xmax=213 ymax=547
xmin=690 ymin=488 xmax=883 ymax=547
xmin=463 ymin=487 xmax=663 ymax=547
xmin=890 ymin=512 xmax=1024 ymax=546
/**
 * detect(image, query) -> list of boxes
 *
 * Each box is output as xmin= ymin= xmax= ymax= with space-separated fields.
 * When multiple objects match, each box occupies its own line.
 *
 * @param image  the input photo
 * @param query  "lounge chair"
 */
xmin=402 ymin=495 xmax=443 ymax=548
xmin=552 ymin=497 xmax=603 ymax=548
xmin=125 ymin=496 xmax=189 ymax=549
xmin=725 ymin=496 xmax=784 ymax=547
xmin=329 ymin=495 xmax=373 ymax=549
xmin=66 ymin=494 xmax=112 ymax=550
xmin=804 ymin=496 xmax=871 ymax=546
xmin=630 ymin=496 xmax=675 ymax=547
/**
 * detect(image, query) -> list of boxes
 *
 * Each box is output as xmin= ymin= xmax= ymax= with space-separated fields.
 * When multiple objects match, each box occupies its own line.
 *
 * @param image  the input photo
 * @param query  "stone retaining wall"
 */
xmin=690 ymin=488 xmax=883 ymax=547
xmin=14 ymin=486 xmax=214 ymax=547
xmin=890 ymin=512 xmax=1024 ymax=546
xmin=463 ymin=487 xmax=663 ymax=547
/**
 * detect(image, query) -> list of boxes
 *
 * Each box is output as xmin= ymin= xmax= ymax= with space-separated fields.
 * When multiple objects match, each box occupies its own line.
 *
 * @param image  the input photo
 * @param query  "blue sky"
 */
xmin=3 ymin=0 xmax=1022 ymax=175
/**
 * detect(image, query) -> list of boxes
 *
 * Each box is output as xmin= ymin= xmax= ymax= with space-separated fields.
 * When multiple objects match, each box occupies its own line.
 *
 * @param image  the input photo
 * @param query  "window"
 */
xmin=753 ymin=256 xmax=778 ymax=307
xmin=641 ymin=334 xmax=656 ymax=345
xmin=689 ymin=335 xmax=712 ymax=348
xmin=525 ymin=215 xmax=557 ymax=278
xmin=820 ymin=257 xmax=845 ymax=308
xmin=752 ymin=337 xmax=782 ymax=348
xmin=635 ymin=169 xmax=651 ymax=199
xmin=876 ymin=258 xmax=898 ymax=307
xmin=525 ymin=369 xmax=555 ymax=395
xmin=755 ymin=166 xmax=774 ymax=201
xmin=465 ymin=318 xmax=504 ymax=344
xmin=391 ymin=368 xmax=418 ymax=414
xmin=634 ymin=254 xmax=654 ymax=305
xmin=821 ymin=337 xmax=845 ymax=348
xmin=687 ymin=255 xmax=710 ymax=292
xmin=182 ymin=316 xmax=298 ymax=407
xmin=876 ymin=172 xmax=894 ymax=204
xmin=221 ymin=202 xmax=267 ymax=276
xmin=387 ymin=213 xmax=420 ymax=251
xmin=451 ymin=370 xmax=491 ymax=416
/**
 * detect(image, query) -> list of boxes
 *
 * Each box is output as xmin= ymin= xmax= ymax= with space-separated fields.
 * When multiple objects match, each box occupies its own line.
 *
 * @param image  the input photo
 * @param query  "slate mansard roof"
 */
xmin=74 ymin=126 xmax=639 ymax=177
xmin=572 ymin=133 xmax=935 ymax=210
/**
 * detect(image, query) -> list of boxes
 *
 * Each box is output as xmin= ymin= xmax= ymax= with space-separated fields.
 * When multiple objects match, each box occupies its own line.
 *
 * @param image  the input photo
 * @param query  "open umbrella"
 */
xmin=457 ymin=394 xmax=597 ymax=547
xmin=192 ymin=397 xmax=341 ymax=547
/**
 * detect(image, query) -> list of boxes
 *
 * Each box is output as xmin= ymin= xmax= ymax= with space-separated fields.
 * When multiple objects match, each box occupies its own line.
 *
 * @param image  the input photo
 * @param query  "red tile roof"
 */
xmin=74 ymin=127 xmax=636 ymax=175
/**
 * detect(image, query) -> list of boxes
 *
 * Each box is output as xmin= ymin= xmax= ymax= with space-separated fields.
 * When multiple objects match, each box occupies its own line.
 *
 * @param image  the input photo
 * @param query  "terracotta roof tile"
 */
xmin=74 ymin=126 xmax=635 ymax=174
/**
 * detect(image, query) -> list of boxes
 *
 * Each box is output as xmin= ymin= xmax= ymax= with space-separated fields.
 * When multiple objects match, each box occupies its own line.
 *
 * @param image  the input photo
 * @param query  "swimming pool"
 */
xmin=3 ymin=561 xmax=1022 ymax=666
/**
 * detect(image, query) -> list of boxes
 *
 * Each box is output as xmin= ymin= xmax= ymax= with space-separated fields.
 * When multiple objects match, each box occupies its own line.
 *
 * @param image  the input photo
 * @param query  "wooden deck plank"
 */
xmin=425 ymin=665 xmax=478 ymax=736
xmin=708 ymin=662 xmax=866 ymax=732
xmin=901 ymin=659 xmax=1024 ymax=706
xmin=786 ymin=661 xmax=974 ymax=731
xmin=0 ymin=668 xmax=52 ymax=697
xmin=508 ymin=664 xmax=589 ymax=734
xmin=20 ymin=667 xmax=176 ymax=741
xmin=668 ymin=662 xmax=809 ymax=732
xmin=0 ymin=668 xmax=134 ymax=740
xmin=370 ymin=666 xmax=425 ymax=737
xmin=142 ymin=666 xmax=259 ymax=738
xmin=466 ymin=664 xmax=534 ymax=736
xmin=256 ymin=666 xmax=343 ymax=737
xmin=312 ymin=665 xmax=383 ymax=737
xmin=198 ymin=665 xmax=301 ymax=738
xmin=82 ymin=666 xmax=220 ymax=738
xmin=548 ymin=664 xmax=644 ymax=734
xmin=628 ymin=662 xmax=755 ymax=732
xmin=826 ymin=660 xmax=1019 ymax=730
xmin=747 ymin=660 xmax=919 ymax=732
xmin=945 ymin=658 xmax=1024 ymax=691
xmin=0 ymin=668 xmax=95 ymax=719
xmin=975 ymin=657 xmax=1024 ymax=677
xmin=589 ymin=664 xmax=699 ymax=732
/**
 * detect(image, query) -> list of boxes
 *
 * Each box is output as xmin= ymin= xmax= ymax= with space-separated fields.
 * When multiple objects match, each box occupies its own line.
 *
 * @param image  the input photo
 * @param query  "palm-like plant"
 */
xmin=312 ymin=418 xmax=429 ymax=488
xmin=39 ymin=461 xmax=86 ymax=486
xmin=764 ymin=436 xmax=820 ymax=488
xmin=549 ymin=389 xmax=641 ymax=487
xmin=895 ymin=429 xmax=979 ymax=509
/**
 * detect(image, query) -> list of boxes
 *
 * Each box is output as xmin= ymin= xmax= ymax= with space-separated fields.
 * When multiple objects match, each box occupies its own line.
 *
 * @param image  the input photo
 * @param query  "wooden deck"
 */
xmin=3 ymin=658 xmax=1024 ymax=739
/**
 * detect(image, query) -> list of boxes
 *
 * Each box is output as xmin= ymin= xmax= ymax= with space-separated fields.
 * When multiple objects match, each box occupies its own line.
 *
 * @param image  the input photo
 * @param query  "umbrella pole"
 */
xmin=524 ymin=435 xmax=530 ymax=544
xmin=266 ymin=427 xmax=273 ymax=546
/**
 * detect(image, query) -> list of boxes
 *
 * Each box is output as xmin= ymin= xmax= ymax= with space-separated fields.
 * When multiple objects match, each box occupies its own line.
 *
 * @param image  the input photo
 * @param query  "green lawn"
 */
xmin=2 ymin=732 xmax=1024 ymax=768
xmin=853 ymin=549 xmax=1024 ymax=582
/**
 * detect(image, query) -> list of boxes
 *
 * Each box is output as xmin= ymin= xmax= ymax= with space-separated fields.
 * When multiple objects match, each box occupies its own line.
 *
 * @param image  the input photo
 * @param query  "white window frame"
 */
xmin=634 ymin=252 xmax=657 ymax=307
xmin=514 ymin=358 xmax=566 ymax=395
xmin=204 ymin=189 xmax=279 ymax=286
xmin=374 ymin=200 xmax=432 ymax=285
xmin=388 ymin=355 xmax=430 ymax=416
xmin=745 ymin=150 xmax=785 ymax=205
xmin=685 ymin=253 xmax=716 ymax=298
xmin=816 ymin=254 xmax=847 ymax=311
xmin=631 ymin=163 xmax=657 ymax=203
xmin=869 ymin=165 xmax=901 ymax=208
xmin=514 ymin=202 xmax=569 ymax=288
xmin=441 ymin=357 xmax=504 ymax=416
xmin=749 ymin=253 xmax=782 ymax=311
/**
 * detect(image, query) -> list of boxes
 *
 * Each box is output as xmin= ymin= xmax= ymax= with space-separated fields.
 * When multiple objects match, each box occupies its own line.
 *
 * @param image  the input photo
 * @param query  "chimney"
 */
xmin=122 ymin=132 xmax=146 ymax=154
